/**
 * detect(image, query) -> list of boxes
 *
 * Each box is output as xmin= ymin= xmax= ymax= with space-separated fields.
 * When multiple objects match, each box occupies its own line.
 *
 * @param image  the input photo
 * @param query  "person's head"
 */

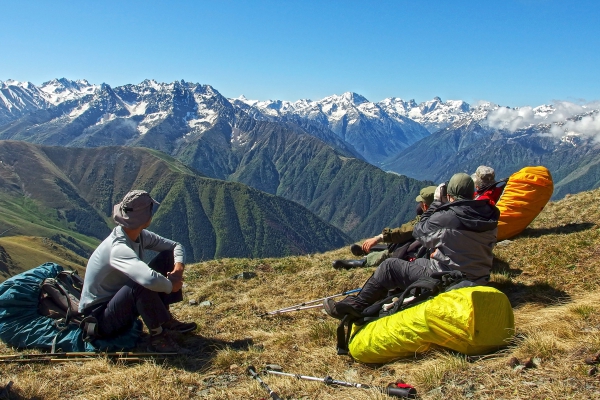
xmin=113 ymin=190 xmax=159 ymax=230
xmin=415 ymin=185 xmax=437 ymax=211
xmin=471 ymin=166 xmax=495 ymax=189
xmin=447 ymin=173 xmax=475 ymax=202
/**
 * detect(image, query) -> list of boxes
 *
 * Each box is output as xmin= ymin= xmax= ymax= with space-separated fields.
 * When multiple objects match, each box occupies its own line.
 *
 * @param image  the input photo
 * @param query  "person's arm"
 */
xmin=110 ymin=244 xmax=173 ymax=293
xmin=362 ymin=234 xmax=384 ymax=253
xmin=381 ymin=217 xmax=419 ymax=244
xmin=141 ymin=230 xmax=186 ymax=279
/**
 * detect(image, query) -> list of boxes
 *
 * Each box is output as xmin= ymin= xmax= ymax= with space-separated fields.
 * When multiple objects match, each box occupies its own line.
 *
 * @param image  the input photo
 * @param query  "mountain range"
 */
xmin=0 ymin=79 xmax=431 ymax=241
xmin=1 ymin=77 xmax=599 ymax=245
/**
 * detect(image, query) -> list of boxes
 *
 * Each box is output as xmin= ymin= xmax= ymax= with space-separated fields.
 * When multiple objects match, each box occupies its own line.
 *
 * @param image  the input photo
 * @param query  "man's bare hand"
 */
xmin=362 ymin=235 xmax=382 ymax=253
xmin=168 ymin=275 xmax=183 ymax=292
xmin=167 ymin=262 xmax=185 ymax=280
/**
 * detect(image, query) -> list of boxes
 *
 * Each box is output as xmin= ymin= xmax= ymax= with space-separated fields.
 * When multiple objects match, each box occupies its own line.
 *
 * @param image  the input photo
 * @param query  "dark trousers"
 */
xmin=353 ymin=258 xmax=435 ymax=308
xmin=91 ymin=251 xmax=182 ymax=337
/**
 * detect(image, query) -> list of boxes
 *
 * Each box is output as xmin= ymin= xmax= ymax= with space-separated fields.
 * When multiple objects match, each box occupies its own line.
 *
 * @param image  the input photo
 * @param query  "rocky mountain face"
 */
xmin=231 ymin=92 xmax=431 ymax=165
xmin=0 ymin=141 xmax=351 ymax=262
xmin=0 ymin=79 xmax=98 ymax=125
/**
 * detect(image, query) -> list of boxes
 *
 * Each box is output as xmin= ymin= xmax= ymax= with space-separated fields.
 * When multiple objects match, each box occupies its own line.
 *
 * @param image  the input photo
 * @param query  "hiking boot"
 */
xmin=323 ymin=297 xmax=364 ymax=320
xmin=332 ymin=259 xmax=365 ymax=270
xmin=350 ymin=244 xmax=366 ymax=257
xmin=148 ymin=331 xmax=190 ymax=354
xmin=162 ymin=312 xmax=197 ymax=334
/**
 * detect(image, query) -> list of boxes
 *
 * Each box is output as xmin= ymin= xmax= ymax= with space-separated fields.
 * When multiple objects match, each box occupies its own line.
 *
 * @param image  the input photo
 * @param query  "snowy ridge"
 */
xmin=2 ymin=78 xmax=600 ymax=164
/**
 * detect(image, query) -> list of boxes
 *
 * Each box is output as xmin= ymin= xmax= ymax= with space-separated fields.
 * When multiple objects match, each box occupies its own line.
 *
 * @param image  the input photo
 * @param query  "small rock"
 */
xmin=523 ymin=357 xmax=536 ymax=369
xmin=199 ymin=300 xmax=212 ymax=307
xmin=229 ymin=364 xmax=240 ymax=372
xmin=187 ymin=386 xmax=196 ymax=392
xmin=589 ymin=366 xmax=598 ymax=376
xmin=231 ymin=271 xmax=257 ymax=280
xmin=496 ymin=240 xmax=513 ymax=247
xmin=586 ymin=353 xmax=600 ymax=365
xmin=508 ymin=357 xmax=520 ymax=368
xmin=189 ymin=299 xmax=198 ymax=306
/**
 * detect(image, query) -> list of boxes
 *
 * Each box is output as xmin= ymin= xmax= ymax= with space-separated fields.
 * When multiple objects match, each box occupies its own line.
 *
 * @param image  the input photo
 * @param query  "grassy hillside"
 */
xmin=0 ymin=141 xmax=351 ymax=263
xmin=1 ymin=189 xmax=599 ymax=399
xmin=0 ymin=236 xmax=87 ymax=281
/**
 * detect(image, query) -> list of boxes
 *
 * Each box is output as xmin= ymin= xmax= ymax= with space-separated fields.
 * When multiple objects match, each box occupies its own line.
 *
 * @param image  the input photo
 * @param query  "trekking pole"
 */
xmin=247 ymin=365 xmax=282 ymax=400
xmin=264 ymin=365 xmax=416 ymax=398
xmin=260 ymin=288 xmax=361 ymax=316
xmin=0 ymin=352 xmax=177 ymax=360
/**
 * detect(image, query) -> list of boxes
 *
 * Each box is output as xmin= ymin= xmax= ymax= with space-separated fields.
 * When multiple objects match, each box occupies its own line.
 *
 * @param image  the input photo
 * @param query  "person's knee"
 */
xmin=373 ymin=259 xmax=397 ymax=281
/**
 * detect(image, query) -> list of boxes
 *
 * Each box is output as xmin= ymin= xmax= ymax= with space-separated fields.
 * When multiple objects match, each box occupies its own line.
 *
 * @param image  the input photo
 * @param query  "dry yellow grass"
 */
xmin=2 ymin=189 xmax=600 ymax=399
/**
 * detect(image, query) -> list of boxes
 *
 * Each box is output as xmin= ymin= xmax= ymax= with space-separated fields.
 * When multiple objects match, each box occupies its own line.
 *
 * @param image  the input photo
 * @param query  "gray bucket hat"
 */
xmin=447 ymin=173 xmax=475 ymax=200
xmin=471 ymin=166 xmax=496 ymax=188
xmin=113 ymin=190 xmax=159 ymax=229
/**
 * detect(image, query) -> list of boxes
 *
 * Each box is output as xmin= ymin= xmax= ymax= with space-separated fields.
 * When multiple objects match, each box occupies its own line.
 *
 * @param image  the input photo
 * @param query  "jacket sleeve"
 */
xmin=412 ymin=203 xmax=456 ymax=243
xmin=141 ymin=230 xmax=186 ymax=264
xmin=109 ymin=243 xmax=173 ymax=293
xmin=382 ymin=217 xmax=419 ymax=243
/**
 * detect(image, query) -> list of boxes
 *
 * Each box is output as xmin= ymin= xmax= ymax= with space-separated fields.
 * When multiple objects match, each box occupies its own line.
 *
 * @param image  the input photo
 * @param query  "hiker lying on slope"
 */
xmin=332 ymin=185 xmax=437 ymax=270
xmin=324 ymin=173 xmax=500 ymax=319
xmin=79 ymin=190 xmax=196 ymax=354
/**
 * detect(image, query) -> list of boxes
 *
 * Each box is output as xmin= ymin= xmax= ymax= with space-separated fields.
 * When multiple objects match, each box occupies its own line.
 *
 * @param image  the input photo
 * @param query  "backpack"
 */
xmin=38 ymin=270 xmax=99 ymax=351
xmin=336 ymin=270 xmax=471 ymax=356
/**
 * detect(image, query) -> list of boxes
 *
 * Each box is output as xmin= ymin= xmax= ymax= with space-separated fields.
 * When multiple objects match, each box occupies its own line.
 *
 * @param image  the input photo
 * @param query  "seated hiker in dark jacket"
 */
xmin=79 ymin=190 xmax=196 ymax=353
xmin=333 ymin=186 xmax=437 ymax=269
xmin=324 ymin=173 xmax=500 ymax=319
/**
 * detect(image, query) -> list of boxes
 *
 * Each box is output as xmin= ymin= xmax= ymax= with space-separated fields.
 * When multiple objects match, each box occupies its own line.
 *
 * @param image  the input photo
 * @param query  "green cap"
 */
xmin=447 ymin=173 xmax=475 ymax=200
xmin=415 ymin=186 xmax=437 ymax=206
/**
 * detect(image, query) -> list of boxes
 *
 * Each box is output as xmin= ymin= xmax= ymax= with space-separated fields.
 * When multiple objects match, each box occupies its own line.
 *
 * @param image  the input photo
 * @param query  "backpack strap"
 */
xmin=336 ymin=315 xmax=352 ymax=356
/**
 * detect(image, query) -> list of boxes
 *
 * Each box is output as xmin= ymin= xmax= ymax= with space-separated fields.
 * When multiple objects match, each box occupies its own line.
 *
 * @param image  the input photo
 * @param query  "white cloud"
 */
xmin=549 ymin=113 xmax=600 ymax=142
xmin=484 ymin=101 xmax=600 ymax=141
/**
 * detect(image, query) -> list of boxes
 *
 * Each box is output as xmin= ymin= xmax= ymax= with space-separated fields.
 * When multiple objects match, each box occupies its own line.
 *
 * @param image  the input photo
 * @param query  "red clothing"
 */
xmin=474 ymin=186 xmax=504 ymax=206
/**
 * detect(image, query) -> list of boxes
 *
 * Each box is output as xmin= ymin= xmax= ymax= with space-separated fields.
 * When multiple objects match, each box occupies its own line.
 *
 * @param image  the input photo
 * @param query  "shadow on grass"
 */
xmin=490 ymin=280 xmax=570 ymax=308
xmin=518 ymin=222 xmax=596 ymax=238
xmin=490 ymin=257 xmax=570 ymax=307
xmin=168 ymin=335 xmax=255 ymax=372
xmin=492 ymin=257 xmax=522 ymax=276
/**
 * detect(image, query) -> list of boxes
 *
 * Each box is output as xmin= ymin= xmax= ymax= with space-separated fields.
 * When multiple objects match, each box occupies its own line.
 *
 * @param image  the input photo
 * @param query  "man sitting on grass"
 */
xmin=332 ymin=185 xmax=437 ymax=269
xmin=79 ymin=190 xmax=196 ymax=353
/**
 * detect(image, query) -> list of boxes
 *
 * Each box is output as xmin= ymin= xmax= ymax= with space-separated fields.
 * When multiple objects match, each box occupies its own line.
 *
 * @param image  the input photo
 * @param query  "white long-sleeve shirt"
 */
xmin=79 ymin=226 xmax=185 ymax=312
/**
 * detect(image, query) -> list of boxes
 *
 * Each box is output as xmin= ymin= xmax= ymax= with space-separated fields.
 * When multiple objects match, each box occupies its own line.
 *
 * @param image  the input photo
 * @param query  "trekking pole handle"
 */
xmin=247 ymin=366 xmax=282 ymax=400
xmin=385 ymin=384 xmax=417 ymax=398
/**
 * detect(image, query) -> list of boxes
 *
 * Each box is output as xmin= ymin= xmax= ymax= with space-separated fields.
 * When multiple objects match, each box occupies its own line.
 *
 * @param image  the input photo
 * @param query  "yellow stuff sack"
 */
xmin=496 ymin=166 xmax=553 ymax=241
xmin=348 ymin=286 xmax=514 ymax=364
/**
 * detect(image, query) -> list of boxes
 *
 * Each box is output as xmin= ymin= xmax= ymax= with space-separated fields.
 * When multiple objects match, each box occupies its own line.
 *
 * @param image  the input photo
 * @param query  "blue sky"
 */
xmin=1 ymin=1 xmax=599 ymax=107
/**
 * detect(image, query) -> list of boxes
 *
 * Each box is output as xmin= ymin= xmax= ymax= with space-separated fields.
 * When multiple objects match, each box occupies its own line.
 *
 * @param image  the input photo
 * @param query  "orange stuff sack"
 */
xmin=496 ymin=166 xmax=553 ymax=241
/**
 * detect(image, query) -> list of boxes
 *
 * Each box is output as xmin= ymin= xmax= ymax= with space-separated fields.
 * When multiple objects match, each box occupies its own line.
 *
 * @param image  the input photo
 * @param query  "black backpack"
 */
xmin=336 ymin=271 xmax=473 ymax=356
xmin=38 ymin=270 xmax=99 ymax=351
